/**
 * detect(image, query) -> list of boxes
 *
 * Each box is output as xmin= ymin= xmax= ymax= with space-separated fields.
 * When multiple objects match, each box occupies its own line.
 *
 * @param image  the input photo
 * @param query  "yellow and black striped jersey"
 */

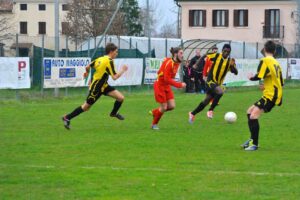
xmin=257 ymin=56 xmax=283 ymax=105
xmin=206 ymin=53 xmax=237 ymax=85
xmin=90 ymin=55 xmax=117 ymax=81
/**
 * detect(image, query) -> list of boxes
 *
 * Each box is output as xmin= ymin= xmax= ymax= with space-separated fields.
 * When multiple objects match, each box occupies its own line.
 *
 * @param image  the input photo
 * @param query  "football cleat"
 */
xmin=110 ymin=113 xmax=125 ymax=120
xmin=151 ymin=124 xmax=160 ymax=130
xmin=241 ymin=139 xmax=252 ymax=149
xmin=62 ymin=116 xmax=71 ymax=130
xmin=207 ymin=111 xmax=214 ymax=119
xmin=188 ymin=112 xmax=195 ymax=124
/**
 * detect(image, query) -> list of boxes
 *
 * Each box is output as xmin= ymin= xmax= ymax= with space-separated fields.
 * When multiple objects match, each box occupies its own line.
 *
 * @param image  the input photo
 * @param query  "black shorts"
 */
xmin=206 ymin=81 xmax=219 ymax=95
xmin=254 ymin=97 xmax=275 ymax=113
xmin=86 ymin=80 xmax=115 ymax=105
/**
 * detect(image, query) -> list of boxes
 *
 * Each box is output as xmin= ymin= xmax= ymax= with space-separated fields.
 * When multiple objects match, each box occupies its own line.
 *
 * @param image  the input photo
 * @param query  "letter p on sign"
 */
xmin=18 ymin=61 xmax=26 ymax=72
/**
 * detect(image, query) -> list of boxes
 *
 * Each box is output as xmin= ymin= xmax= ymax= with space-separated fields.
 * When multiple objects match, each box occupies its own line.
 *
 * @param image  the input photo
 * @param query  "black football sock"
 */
xmin=66 ymin=106 xmax=84 ymax=120
xmin=248 ymin=119 xmax=260 ymax=146
xmin=110 ymin=100 xmax=123 ymax=115
xmin=192 ymin=102 xmax=206 ymax=115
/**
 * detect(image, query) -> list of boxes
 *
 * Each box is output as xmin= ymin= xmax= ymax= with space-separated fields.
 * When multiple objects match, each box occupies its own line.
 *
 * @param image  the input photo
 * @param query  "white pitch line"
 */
xmin=1 ymin=163 xmax=300 ymax=177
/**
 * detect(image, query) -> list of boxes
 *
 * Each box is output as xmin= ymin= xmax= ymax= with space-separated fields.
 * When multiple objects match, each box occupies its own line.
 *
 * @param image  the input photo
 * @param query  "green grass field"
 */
xmin=0 ymin=87 xmax=300 ymax=200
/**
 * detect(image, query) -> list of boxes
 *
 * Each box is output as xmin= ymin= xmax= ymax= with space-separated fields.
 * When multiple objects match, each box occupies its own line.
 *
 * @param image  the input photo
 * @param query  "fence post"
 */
xmin=281 ymin=42 xmax=284 ymax=58
xmin=41 ymin=35 xmax=45 ymax=96
xmin=65 ymin=36 xmax=69 ymax=97
xmin=15 ymin=34 xmax=19 ymax=100
xmin=66 ymin=36 xmax=69 ymax=57
xmin=165 ymin=38 xmax=168 ymax=57
xmin=256 ymin=42 xmax=259 ymax=59
xmin=129 ymin=37 xmax=132 ymax=49
xmin=243 ymin=41 xmax=245 ymax=59
xmin=88 ymin=36 xmax=90 ymax=57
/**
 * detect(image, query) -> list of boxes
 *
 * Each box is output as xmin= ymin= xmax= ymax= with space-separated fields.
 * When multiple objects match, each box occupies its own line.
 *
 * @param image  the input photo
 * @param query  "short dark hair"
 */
xmin=264 ymin=40 xmax=276 ymax=55
xmin=222 ymin=44 xmax=231 ymax=51
xmin=170 ymin=47 xmax=182 ymax=57
xmin=105 ymin=43 xmax=118 ymax=54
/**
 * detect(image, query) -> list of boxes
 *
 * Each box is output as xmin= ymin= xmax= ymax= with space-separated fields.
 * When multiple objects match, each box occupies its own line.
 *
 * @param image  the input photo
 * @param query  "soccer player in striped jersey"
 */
xmin=62 ymin=43 xmax=128 ymax=130
xmin=242 ymin=41 xmax=284 ymax=151
xmin=188 ymin=44 xmax=238 ymax=123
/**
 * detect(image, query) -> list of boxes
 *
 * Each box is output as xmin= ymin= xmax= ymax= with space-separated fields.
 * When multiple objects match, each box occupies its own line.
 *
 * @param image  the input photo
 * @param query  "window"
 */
xmin=234 ymin=10 xmax=248 ymax=27
xmin=264 ymin=9 xmax=281 ymax=38
xmin=189 ymin=10 xmax=206 ymax=27
xmin=20 ymin=22 xmax=27 ymax=34
xmin=62 ymin=4 xmax=69 ymax=11
xmin=39 ymin=4 xmax=46 ymax=11
xmin=213 ymin=10 xmax=229 ymax=27
xmin=61 ymin=22 xmax=69 ymax=35
xmin=39 ymin=22 xmax=46 ymax=35
xmin=20 ymin=4 xmax=27 ymax=11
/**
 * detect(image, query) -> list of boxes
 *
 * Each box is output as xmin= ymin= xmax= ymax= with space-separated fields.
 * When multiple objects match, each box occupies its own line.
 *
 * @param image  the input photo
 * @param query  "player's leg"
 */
xmin=208 ymin=85 xmax=223 ymax=116
xmin=244 ymin=105 xmax=263 ymax=151
xmin=151 ymin=102 xmax=167 ymax=130
xmin=151 ymin=83 xmax=168 ymax=129
xmin=166 ymin=99 xmax=175 ymax=112
xmin=106 ymin=87 xmax=125 ymax=120
xmin=188 ymin=93 xmax=213 ymax=124
xmin=62 ymin=80 xmax=101 ymax=129
xmin=165 ymin=87 xmax=175 ymax=112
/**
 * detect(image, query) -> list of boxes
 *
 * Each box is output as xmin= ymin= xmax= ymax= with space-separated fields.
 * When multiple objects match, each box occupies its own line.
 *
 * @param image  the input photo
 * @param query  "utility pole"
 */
xmin=297 ymin=0 xmax=300 ymax=56
xmin=175 ymin=0 xmax=181 ymax=38
xmin=91 ymin=0 xmax=124 ymax=58
xmin=146 ymin=0 xmax=151 ymax=57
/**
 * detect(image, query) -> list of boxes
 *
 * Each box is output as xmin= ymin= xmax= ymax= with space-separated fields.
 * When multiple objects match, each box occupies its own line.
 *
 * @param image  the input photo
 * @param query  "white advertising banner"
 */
xmin=224 ymin=58 xmax=288 ymax=87
xmin=108 ymin=59 xmax=143 ymax=86
xmin=289 ymin=58 xmax=300 ymax=79
xmin=43 ymin=57 xmax=91 ymax=88
xmin=144 ymin=58 xmax=180 ymax=84
xmin=0 ymin=57 xmax=30 ymax=89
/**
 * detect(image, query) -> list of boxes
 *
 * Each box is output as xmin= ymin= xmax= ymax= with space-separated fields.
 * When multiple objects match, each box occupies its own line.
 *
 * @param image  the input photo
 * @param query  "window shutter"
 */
xmin=203 ymin=10 xmax=207 ymax=27
xmin=244 ymin=10 xmax=248 ymax=27
xmin=189 ymin=10 xmax=193 ymax=26
xmin=212 ymin=10 xmax=217 ymax=26
xmin=225 ymin=10 xmax=229 ymax=27
xmin=265 ymin=9 xmax=270 ymax=26
xmin=234 ymin=10 xmax=238 ymax=27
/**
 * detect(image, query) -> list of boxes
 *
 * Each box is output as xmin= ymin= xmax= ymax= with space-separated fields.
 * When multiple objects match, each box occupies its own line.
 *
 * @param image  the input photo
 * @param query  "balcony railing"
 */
xmin=263 ymin=26 xmax=284 ymax=39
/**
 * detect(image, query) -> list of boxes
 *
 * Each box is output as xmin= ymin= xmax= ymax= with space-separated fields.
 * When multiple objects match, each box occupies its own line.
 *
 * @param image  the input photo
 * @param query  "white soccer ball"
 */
xmin=224 ymin=112 xmax=237 ymax=123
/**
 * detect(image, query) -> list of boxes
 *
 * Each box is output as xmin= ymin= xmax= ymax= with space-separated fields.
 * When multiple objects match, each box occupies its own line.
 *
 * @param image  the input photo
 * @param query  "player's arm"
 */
xmin=229 ymin=58 xmax=238 ymax=75
xmin=279 ymin=69 xmax=284 ymax=86
xmin=83 ymin=60 xmax=96 ymax=78
xmin=108 ymin=60 xmax=128 ymax=80
xmin=248 ymin=60 xmax=268 ymax=81
xmin=163 ymin=64 xmax=185 ymax=88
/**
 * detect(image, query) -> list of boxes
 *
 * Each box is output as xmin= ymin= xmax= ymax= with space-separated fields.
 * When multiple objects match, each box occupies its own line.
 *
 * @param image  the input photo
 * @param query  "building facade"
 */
xmin=0 ymin=0 xmax=72 ymax=56
xmin=176 ymin=0 xmax=298 ymax=46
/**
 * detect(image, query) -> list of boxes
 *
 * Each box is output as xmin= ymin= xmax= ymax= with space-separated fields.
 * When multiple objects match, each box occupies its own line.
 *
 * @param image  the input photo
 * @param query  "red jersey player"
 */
xmin=150 ymin=47 xmax=186 ymax=130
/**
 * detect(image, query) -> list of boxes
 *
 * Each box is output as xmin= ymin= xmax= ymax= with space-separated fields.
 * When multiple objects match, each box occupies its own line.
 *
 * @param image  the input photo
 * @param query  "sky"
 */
xmin=137 ymin=0 xmax=178 ymax=31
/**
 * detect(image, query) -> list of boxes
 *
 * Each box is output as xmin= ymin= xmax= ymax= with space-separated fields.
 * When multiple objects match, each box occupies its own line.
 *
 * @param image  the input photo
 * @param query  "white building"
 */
xmin=0 ymin=0 xmax=72 ymax=56
xmin=176 ymin=0 xmax=298 ymax=55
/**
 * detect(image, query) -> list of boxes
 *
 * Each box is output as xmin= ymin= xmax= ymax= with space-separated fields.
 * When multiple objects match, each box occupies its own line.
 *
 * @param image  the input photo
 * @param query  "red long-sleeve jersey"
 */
xmin=157 ymin=58 xmax=182 ymax=88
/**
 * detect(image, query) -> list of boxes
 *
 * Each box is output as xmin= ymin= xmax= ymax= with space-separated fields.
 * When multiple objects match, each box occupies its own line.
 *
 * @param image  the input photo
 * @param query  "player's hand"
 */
xmin=83 ymin=72 xmax=89 ymax=79
xmin=247 ymin=72 xmax=254 ymax=80
xmin=181 ymin=82 xmax=186 ymax=88
xmin=230 ymin=58 xmax=236 ymax=66
xmin=203 ymin=76 xmax=207 ymax=82
xmin=122 ymin=65 xmax=128 ymax=72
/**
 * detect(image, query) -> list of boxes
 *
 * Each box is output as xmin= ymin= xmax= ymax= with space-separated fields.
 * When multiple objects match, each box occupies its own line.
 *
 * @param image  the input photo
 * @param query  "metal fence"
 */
xmin=0 ymin=34 xmax=300 ymax=100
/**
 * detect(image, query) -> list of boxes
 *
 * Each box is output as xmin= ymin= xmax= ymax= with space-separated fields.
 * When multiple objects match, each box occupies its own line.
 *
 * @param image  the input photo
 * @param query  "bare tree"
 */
xmin=65 ymin=0 xmax=132 ymax=48
xmin=139 ymin=5 xmax=158 ymax=37
xmin=0 ymin=0 xmax=13 ymax=43
xmin=157 ymin=23 xmax=178 ymax=38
